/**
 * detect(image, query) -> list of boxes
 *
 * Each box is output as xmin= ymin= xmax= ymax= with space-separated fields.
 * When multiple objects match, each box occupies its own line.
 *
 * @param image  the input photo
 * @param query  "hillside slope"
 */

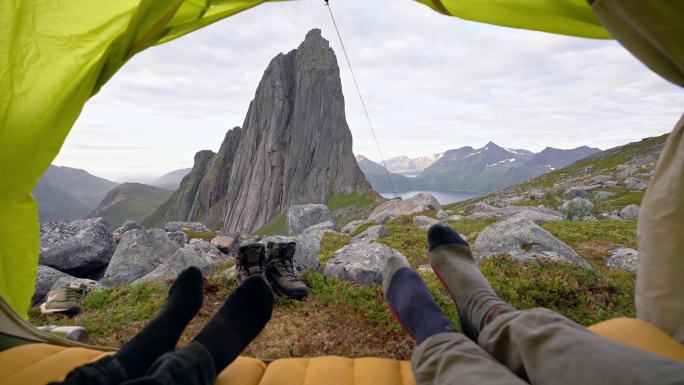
xmin=33 ymin=165 xmax=118 ymax=221
xmin=151 ymin=168 xmax=191 ymax=190
xmin=88 ymin=183 xmax=173 ymax=228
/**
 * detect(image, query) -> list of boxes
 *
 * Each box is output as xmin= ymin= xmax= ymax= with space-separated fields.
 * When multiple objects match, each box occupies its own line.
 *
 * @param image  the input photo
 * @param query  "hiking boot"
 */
xmin=40 ymin=282 xmax=88 ymax=316
xmin=265 ymin=242 xmax=309 ymax=300
xmin=236 ymin=243 xmax=266 ymax=284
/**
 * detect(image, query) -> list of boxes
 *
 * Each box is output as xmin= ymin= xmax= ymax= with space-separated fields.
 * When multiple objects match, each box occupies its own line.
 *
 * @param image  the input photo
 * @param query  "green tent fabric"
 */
xmin=0 ymin=0 xmax=614 ymax=319
xmin=415 ymin=0 xmax=610 ymax=39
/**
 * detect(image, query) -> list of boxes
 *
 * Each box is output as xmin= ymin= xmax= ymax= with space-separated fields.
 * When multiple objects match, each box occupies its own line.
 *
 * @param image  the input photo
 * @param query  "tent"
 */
xmin=1 ymin=0 xmax=683 ymax=383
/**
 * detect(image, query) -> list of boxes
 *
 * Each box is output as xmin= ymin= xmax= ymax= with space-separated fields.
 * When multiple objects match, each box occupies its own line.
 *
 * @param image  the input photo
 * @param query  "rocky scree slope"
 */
xmin=146 ymin=29 xmax=373 ymax=234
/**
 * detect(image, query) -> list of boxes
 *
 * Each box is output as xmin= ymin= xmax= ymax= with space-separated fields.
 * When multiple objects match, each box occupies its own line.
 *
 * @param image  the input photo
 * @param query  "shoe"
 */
xmin=37 ymin=325 xmax=89 ymax=343
xmin=40 ymin=282 xmax=88 ymax=316
xmin=265 ymin=242 xmax=309 ymax=300
xmin=236 ymin=243 xmax=266 ymax=285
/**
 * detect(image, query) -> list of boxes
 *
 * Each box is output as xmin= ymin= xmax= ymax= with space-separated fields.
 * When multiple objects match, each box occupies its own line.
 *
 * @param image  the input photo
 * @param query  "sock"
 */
xmin=428 ymin=224 xmax=514 ymax=341
xmin=382 ymin=254 xmax=457 ymax=344
xmin=193 ymin=275 xmax=273 ymax=372
xmin=116 ymin=266 xmax=204 ymax=379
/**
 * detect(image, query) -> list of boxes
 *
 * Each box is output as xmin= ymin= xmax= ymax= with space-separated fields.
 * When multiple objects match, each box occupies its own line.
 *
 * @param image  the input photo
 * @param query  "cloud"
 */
xmin=56 ymin=0 xmax=684 ymax=180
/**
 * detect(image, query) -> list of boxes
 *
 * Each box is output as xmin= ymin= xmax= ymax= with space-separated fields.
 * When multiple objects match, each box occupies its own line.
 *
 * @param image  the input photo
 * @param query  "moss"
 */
xmin=181 ymin=229 xmax=216 ymax=241
xmin=255 ymin=212 xmax=288 ymax=236
xmin=318 ymin=232 xmax=351 ymax=265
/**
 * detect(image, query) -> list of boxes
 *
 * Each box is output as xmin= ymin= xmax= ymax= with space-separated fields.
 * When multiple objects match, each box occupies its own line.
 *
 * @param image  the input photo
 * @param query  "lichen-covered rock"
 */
xmin=369 ymin=193 xmax=441 ymax=222
xmin=624 ymin=177 xmax=647 ymax=191
xmin=287 ymin=204 xmax=334 ymax=235
xmin=562 ymin=186 xmax=591 ymax=200
xmin=325 ymin=242 xmax=407 ymax=285
xmin=619 ymin=204 xmax=640 ymax=221
xmin=350 ymin=225 xmax=387 ymax=244
xmin=594 ymin=191 xmax=616 ymax=200
xmin=167 ymin=231 xmax=189 ymax=246
xmin=561 ymin=198 xmax=595 ymax=221
xmin=113 ymin=220 xmax=144 ymax=242
xmin=102 ymin=229 xmax=181 ymax=286
xmin=469 ymin=206 xmax=563 ymax=224
xmin=33 ymin=265 xmax=69 ymax=305
xmin=436 ymin=210 xmax=449 ymax=221
xmin=39 ymin=218 xmax=116 ymax=277
xmin=605 ymin=248 xmax=638 ymax=272
xmin=413 ymin=216 xmax=441 ymax=229
xmin=473 ymin=216 xmax=590 ymax=268
xmin=133 ymin=239 xmax=226 ymax=284
xmin=164 ymin=222 xmax=209 ymax=233
xmin=303 ymin=221 xmax=336 ymax=234
xmin=463 ymin=202 xmax=496 ymax=213
xmin=341 ymin=220 xmax=369 ymax=234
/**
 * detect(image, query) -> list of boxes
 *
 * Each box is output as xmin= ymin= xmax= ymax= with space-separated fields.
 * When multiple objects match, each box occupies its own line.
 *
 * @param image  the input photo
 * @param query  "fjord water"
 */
xmin=379 ymin=190 xmax=484 ymax=205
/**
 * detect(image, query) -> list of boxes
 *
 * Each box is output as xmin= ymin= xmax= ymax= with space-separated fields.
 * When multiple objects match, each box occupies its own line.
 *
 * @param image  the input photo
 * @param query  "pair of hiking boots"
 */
xmin=237 ymin=241 xmax=309 ymax=300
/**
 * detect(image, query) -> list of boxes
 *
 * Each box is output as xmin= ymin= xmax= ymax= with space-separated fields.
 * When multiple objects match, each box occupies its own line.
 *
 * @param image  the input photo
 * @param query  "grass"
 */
xmin=181 ymin=229 xmax=216 ymax=241
xmin=255 ymin=212 xmax=288 ymax=236
xmin=327 ymin=192 xmax=382 ymax=228
xmin=318 ymin=232 xmax=351 ymax=265
xmin=327 ymin=192 xmax=377 ymax=212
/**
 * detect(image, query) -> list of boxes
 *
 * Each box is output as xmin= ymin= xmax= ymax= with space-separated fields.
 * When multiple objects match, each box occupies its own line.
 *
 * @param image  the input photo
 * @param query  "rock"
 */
xmin=591 ymin=175 xmax=614 ymax=183
xmin=350 ymin=225 xmax=387 ymax=244
xmin=260 ymin=227 xmax=331 ymax=272
xmin=39 ymin=218 xmax=116 ymax=277
xmin=624 ymin=177 xmax=648 ymax=191
xmin=303 ymin=221 xmax=336 ymax=234
xmin=287 ymin=204 xmax=334 ymax=235
xmin=436 ymin=210 xmax=449 ymax=221
xmin=167 ymin=231 xmax=189 ymax=246
xmin=561 ymin=198 xmax=595 ymax=221
xmin=469 ymin=206 xmax=563 ymax=224
xmin=605 ymin=248 xmax=638 ymax=272
xmin=163 ymin=222 xmax=210 ymax=233
xmin=502 ymin=196 xmax=524 ymax=206
xmin=33 ymin=265 xmax=69 ymax=305
xmin=50 ymin=276 xmax=101 ymax=293
xmin=413 ymin=216 xmax=440 ymax=229
xmin=594 ymin=191 xmax=616 ymax=200
xmin=369 ymin=193 xmax=441 ymax=221
xmin=447 ymin=215 xmax=463 ymax=221
xmin=463 ymin=202 xmax=496 ymax=213
xmin=619 ymin=204 xmax=640 ymax=221
xmin=528 ymin=189 xmax=546 ymax=200
xmin=325 ymin=242 xmax=407 ymax=285
xmin=341 ymin=220 xmax=369 ymax=234
xmin=211 ymin=234 xmax=235 ymax=254
xmin=134 ymin=239 xmax=226 ymax=284
xmin=617 ymin=165 xmax=638 ymax=179
xmin=562 ymin=186 xmax=591 ymax=200
xmin=102 ymin=229 xmax=181 ymax=286
xmin=473 ymin=216 xmax=590 ymax=268
xmin=374 ymin=213 xmax=394 ymax=225
xmin=113 ymin=220 xmax=144 ymax=242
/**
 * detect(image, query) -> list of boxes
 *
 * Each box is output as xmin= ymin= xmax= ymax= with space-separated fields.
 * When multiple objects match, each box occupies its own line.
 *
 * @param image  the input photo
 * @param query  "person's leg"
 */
xmin=636 ymin=114 xmax=684 ymax=342
xmin=428 ymin=224 xmax=684 ymax=385
xmin=382 ymin=254 xmax=526 ymax=385
xmin=121 ymin=274 xmax=274 ymax=385
xmin=53 ymin=267 xmax=205 ymax=385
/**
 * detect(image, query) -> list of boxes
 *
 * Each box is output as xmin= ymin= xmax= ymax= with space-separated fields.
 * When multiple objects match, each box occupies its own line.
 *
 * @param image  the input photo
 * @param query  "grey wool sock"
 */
xmin=427 ymin=224 xmax=514 ymax=341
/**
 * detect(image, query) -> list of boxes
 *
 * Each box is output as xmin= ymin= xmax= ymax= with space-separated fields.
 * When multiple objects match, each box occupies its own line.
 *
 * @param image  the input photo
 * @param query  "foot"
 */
xmin=193 ymin=274 xmax=273 ymax=373
xmin=382 ymin=254 xmax=457 ymax=344
xmin=428 ymin=224 xmax=513 ymax=341
xmin=116 ymin=266 xmax=204 ymax=379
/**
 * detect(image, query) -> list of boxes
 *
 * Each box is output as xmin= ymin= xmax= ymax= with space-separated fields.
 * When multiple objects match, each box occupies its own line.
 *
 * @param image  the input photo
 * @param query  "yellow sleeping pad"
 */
xmin=0 ymin=318 xmax=681 ymax=385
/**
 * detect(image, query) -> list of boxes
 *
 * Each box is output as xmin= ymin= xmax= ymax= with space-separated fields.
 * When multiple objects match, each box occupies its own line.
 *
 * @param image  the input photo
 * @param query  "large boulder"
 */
xmin=605 ymin=248 xmax=638 ymax=272
xmin=113 ymin=220 xmax=144 ymax=242
xmin=594 ymin=191 xmax=616 ymax=200
xmin=325 ymin=242 xmax=407 ymax=285
xmin=473 ymin=216 xmax=590 ymax=268
xmin=33 ymin=265 xmax=69 ymax=305
xmin=470 ymin=206 xmax=563 ymax=224
xmin=133 ymin=239 xmax=226 ymax=285
xmin=624 ymin=177 xmax=648 ymax=191
xmin=341 ymin=220 xmax=370 ymax=234
xmin=368 ymin=193 xmax=441 ymax=222
xmin=561 ymin=198 xmax=595 ymax=221
xmin=619 ymin=204 xmax=640 ymax=221
xmin=102 ymin=229 xmax=181 ymax=286
xmin=211 ymin=234 xmax=236 ymax=254
xmin=350 ymin=225 xmax=387 ymax=244
xmin=287 ymin=204 xmax=333 ymax=235
xmin=463 ymin=202 xmax=497 ymax=213
xmin=164 ymin=222 xmax=210 ymax=233
xmin=39 ymin=218 xmax=116 ymax=276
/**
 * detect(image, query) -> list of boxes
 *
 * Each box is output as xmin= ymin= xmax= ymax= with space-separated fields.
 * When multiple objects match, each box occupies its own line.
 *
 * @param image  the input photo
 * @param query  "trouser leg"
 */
xmin=122 ymin=342 xmax=216 ymax=385
xmin=50 ymin=356 xmax=127 ymax=385
xmin=478 ymin=308 xmax=684 ymax=385
xmin=636 ymin=114 xmax=684 ymax=342
xmin=411 ymin=332 xmax=527 ymax=385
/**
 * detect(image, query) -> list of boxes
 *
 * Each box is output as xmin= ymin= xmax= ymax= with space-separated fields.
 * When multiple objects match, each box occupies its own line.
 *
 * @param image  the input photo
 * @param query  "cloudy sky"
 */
xmin=53 ymin=0 xmax=684 ymax=182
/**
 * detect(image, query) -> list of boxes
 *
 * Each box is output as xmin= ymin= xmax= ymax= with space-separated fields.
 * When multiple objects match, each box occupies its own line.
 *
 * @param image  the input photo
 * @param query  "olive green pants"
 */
xmin=412 ymin=308 xmax=684 ymax=385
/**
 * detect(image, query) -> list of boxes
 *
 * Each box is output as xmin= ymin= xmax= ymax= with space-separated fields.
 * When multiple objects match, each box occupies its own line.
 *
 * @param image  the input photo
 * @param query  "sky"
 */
xmin=53 ymin=0 xmax=684 ymax=182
